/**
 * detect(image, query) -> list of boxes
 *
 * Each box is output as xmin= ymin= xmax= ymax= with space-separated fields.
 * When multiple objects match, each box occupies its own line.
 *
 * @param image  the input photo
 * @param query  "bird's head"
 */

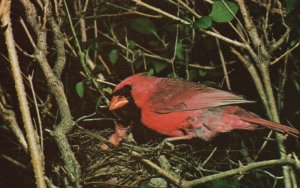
xmin=109 ymin=73 xmax=160 ymax=111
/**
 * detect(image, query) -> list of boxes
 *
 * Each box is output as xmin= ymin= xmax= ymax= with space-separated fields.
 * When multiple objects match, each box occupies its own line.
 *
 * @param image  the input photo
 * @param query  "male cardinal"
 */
xmin=109 ymin=73 xmax=299 ymax=141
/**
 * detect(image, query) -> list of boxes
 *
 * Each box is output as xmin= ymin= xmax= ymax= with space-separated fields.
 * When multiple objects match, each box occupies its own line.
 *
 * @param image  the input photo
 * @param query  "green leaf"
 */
xmin=76 ymin=81 xmax=85 ymax=98
xmin=128 ymin=40 xmax=136 ymax=49
xmin=209 ymin=0 xmax=239 ymax=23
xmin=131 ymin=18 xmax=156 ymax=35
xmin=199 ymin=69 xmax=208 ymax=77
xmin=195 ymin=16 xmax=213 ymax=29
xmin=153 ymin=62 xmax=167 ymax=73
xmin=176 ymin=40 xmax=184 ymax=60
xmin=146 ymin=68 xmax=155 ymax=76
xmin=109 ymin=49 xmax=119 ymax=64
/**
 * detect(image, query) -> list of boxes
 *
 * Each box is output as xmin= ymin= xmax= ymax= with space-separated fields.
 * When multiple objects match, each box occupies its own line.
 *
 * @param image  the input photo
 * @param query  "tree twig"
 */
xmin=184 ymin=158 xmax=298 ymax=188
xmin=131 ymin=0 xmax=190 ymax=25
xmin=216 ymin=38 xmax=231 ymax=90
xmin=19 ymin=0 xmax=82 ymax=186
xmin=28 ymin=73 xmax=44 ymax=151
xmin=271 ymin=42 xmax=300 ymax=65
xmin=0 ymin=92 xmax=28 ymax=152
xmin=1 ymin=0 xmax=46 ymax=187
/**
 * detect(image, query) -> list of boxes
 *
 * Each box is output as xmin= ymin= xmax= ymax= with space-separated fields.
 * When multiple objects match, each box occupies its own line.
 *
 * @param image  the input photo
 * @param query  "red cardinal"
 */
xmin=109 ymin=73 xmax=299 ymax=141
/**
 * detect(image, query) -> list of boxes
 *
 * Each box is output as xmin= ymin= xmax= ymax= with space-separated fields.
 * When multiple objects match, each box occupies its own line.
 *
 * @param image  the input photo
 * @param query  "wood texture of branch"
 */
xmin=236 ymin=1 xmax=297 ymax=187
xmin=19 ymin=0 xmax=82 ymax=186
xmin=1 ymin=0 xmax=46 ymax=187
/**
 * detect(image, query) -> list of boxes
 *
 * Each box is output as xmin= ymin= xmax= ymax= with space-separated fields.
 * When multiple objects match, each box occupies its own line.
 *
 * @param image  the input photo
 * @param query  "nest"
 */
xmin=67 ymin=125 xmax=278 ymax=188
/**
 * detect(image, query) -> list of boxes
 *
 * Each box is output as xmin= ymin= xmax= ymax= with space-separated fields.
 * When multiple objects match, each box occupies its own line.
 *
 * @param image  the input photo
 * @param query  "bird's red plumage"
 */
xmin=110 ymin=74 xmax=299 ymax=141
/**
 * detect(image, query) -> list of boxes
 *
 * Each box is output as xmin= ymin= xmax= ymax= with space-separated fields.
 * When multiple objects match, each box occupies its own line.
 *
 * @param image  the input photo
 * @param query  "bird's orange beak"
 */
xmin=109 ymin=96 xmax=129 ymax=111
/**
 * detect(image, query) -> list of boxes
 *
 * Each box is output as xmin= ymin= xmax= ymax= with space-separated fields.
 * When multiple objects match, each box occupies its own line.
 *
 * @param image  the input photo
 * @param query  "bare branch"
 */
xmin=1 ymin=0 xmax=46 ymax=187
xmin=185 ymin=158 xmax=298 ymax=188
xmin=131 ymin=0 xmax=190 ymax=25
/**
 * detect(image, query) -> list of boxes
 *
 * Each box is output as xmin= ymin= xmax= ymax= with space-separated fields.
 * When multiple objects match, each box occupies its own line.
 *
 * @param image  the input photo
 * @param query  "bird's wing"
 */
xmin=149 ymin=78 xmax=253 ymax=114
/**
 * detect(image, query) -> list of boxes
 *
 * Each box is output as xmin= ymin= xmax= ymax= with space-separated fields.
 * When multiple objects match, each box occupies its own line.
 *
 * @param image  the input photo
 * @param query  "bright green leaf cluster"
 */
xmin=195 ymin=0 xmax=239 ymax=29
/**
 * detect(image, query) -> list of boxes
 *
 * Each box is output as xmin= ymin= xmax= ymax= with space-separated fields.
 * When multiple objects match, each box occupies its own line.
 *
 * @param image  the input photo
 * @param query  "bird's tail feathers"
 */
xmin=240 ymin=117 xmax=300 ymax=138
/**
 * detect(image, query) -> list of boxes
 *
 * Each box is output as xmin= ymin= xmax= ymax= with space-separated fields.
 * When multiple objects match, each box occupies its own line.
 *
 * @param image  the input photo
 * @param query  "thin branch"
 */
xmin=131 ymin=151 xmax=185 ymax=187
xmin=221 ymin=0 xmax=249 ymax=43
xmin=250 ymin=0 xmax=287 ymax=16
xmin=262 ymin=0 xmax=272 ymax=44
xmin=228 ymin=22 xmax=248 ymax=43
xmin=200 ymin=29 xmax=248 ymax=49
xmin=19 ymin=18 xmax=37 ymax=48
xmin=176 ymin=0 xmax=201 ymax=18
xmin=63 ymin=0 xmax=90 ymax=77
xmin=28 ymin=73 xmax=44 ymax=151
xmin=1 ymin=154 xmax=28 ymax=170
xmin=270 ymin=28 xmax=291 ymax=51
xmin=201 ymin=147 xmax=217 ymax=168
xmin=131 ymin=0 xmax=190 ymax=25
xmin=97 ymin=54 xmax=112 ymax=75
xmin=216 ymin=38 xmax=231 ymax=90
xmin=170 ymin=4 xmax=180 ymax=78
xmin=271 ymin=42 xmax=300 ymax=65
xmin=184 ymin=159 xmax=298 ymax=188
xmin=1 ymin=0 xmax=46 ymax=187
xmin=100 ymin=32 xmax=219 ymax=70
xmin=0 ymin=99 xmax=28 ymax=152
xmin=101 ymin=2 xmax=162 ymax=19
xmin=19 ymin=0 xmax=82 ymax=186
xmin=254 ymin=130 xmax=274 ymax=161
xmin=259 ymin=64 xmax=293 ymax=188
xmin=95 ymin=78 xmax=116 ymax=87
xmin=236 ymin=0 xmax=269 ymax=62
xmin=124 ymin=28 xmax=135 ymax=74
